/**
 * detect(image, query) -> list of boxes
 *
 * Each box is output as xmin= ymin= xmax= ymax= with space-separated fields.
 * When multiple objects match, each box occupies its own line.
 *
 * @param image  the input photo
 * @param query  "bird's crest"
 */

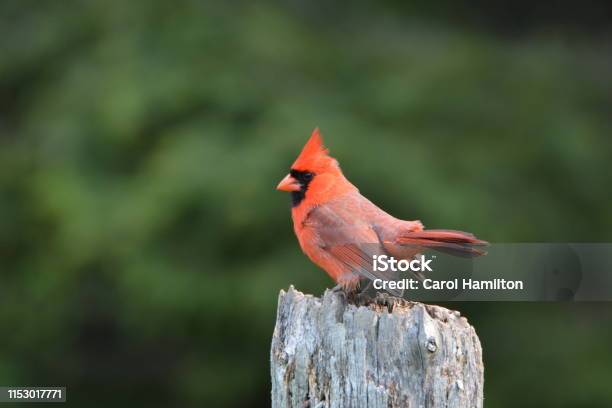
xmin=292 ymin=128 xmax=339 ymax=172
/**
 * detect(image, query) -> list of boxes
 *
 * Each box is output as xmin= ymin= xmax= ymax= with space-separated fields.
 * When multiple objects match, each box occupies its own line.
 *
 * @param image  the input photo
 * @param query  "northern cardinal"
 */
xmin=277 ymin=129 xmax=487 ymax=296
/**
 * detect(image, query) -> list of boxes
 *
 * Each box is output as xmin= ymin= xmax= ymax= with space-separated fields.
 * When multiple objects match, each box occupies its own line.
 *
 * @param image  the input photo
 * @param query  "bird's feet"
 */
xmin=331 ymin=284 xmax=344 ymax=293
xmin=330 ymin=280 xmax=377 ymax=306
xmin=330 ymin=284 xmax=348 ymax=303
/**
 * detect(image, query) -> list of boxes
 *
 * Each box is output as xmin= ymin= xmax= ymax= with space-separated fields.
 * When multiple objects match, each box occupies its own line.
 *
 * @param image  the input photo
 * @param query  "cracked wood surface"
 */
xmin=271 ymin=287 xmax=483 ymax=408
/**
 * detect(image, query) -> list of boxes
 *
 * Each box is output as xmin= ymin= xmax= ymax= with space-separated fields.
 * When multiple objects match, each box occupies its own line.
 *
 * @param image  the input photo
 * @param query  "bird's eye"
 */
xmin=303 ymin=172 xmax=314 ymax=181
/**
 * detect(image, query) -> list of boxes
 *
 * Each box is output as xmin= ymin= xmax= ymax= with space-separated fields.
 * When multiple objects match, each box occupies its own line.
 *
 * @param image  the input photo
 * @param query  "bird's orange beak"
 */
xmin=276 ymin=174 xmax=301 ymax=192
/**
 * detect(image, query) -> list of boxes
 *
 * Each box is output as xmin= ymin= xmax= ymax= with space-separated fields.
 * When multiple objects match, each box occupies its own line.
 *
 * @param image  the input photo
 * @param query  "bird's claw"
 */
xmin=331 ymin=284 xmax=344 ymax=293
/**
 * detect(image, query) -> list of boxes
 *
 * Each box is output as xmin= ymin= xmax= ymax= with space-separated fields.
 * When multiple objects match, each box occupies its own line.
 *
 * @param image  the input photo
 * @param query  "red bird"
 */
xmin=277 ymin=129 xmax=487 ymax=296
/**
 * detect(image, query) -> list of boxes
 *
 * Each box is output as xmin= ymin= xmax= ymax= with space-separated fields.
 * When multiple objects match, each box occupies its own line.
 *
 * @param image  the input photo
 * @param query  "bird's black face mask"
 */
xmin=289 ymin=169 xmax=315 ymax=207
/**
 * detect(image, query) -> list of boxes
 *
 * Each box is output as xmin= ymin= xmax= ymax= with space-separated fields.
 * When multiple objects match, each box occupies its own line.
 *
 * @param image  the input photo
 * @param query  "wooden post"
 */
xmin=271 ymin=286 xmax=484 ymax=408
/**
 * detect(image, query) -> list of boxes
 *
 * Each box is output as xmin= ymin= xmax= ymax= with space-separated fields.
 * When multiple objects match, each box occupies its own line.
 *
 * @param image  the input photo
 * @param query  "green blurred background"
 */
xmin=1 ymin=1 xmax=611 ymax=407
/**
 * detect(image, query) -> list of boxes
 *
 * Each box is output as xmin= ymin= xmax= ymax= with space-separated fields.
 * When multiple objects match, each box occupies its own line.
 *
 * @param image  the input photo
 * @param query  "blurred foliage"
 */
xmin=1 ymin=1 xmax=611 ymax=407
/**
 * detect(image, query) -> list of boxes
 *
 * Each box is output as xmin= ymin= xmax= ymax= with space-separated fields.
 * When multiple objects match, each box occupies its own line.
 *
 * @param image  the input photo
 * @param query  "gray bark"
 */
xmin=271 ymin=286 xmax=484 ymax=408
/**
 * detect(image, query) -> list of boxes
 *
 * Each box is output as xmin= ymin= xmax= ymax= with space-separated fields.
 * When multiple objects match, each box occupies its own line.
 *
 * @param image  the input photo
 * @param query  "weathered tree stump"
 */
xmin=271 ymin=286 xmax=483 ymax=408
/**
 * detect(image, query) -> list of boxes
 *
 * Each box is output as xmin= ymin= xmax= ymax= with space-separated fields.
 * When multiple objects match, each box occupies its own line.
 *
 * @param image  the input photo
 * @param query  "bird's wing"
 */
xmin=305 ymin=201 xmax=403 ymax=293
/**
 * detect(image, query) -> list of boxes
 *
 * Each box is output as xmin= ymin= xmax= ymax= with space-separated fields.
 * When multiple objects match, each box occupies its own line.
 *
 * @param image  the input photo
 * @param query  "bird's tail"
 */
xmin=395 ymin=229 xmax=488 ymax=258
